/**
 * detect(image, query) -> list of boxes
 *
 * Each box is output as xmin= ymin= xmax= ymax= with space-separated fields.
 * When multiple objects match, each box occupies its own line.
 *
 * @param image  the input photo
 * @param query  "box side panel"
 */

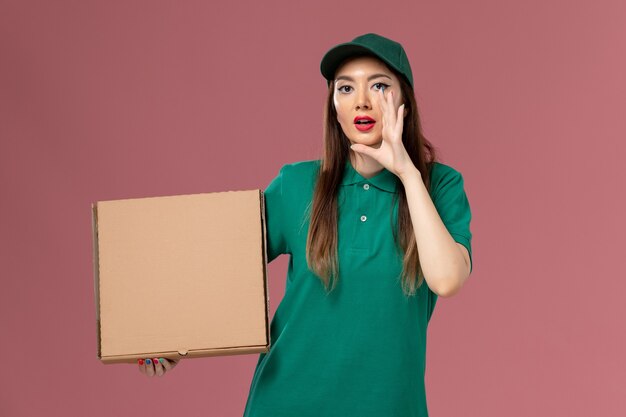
xmin=100 ymin=344 xmax=270 ymax=364
xmin=91 ymin=203 xmax=102 ymax=359
xmin=259 ymin=190 xmax=271 ymax=350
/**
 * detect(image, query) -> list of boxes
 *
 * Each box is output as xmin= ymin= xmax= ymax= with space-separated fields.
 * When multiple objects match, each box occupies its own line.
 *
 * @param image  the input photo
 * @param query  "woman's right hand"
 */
xmin=137 ymin=357 xmax=180 ymax=377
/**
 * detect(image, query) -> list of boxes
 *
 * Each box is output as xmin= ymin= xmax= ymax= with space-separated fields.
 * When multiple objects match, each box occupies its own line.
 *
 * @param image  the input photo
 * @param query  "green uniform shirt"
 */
xmin=243 ymin=158 xmax=473 ymax=417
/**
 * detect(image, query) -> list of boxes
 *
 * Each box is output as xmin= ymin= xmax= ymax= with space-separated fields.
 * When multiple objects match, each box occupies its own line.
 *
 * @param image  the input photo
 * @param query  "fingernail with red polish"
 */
xmin=153 ymin=358 xmax=159 ymax=364
xmin=138 ymin=359 xmax=144 ymax=365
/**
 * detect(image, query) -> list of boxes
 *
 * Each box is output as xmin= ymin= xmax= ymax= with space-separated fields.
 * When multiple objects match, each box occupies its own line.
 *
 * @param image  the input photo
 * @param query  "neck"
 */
xmin=349 ymin=149 xmax=384 ymax=179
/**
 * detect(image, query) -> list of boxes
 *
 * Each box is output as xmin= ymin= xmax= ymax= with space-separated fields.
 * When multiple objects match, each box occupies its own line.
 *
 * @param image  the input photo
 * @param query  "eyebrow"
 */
xmin=335 ymin=73 xmax=392 ymax=83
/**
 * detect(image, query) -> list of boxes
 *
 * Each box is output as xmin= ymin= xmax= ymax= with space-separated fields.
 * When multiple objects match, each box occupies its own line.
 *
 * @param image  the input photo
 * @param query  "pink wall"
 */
xmin=1 ymin=0 xmax=625 ymax=416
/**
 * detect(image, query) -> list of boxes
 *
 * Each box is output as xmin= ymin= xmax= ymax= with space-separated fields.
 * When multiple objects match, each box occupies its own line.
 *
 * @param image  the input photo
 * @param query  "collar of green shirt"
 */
xmin=340 ymin=159 xmax=399 ymax=193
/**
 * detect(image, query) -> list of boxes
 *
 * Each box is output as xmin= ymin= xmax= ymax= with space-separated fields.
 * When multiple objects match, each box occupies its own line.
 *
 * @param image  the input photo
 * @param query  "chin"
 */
xmin=349 ymin=136 xmax=383 ymax=147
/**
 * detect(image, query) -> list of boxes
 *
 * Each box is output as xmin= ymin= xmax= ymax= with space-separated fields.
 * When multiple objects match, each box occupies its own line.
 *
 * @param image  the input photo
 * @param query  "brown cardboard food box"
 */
xmin=91 ymin=189 xmax=270 ymax=364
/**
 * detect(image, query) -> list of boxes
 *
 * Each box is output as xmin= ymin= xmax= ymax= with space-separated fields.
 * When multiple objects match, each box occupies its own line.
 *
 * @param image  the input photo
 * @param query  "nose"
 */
xmin=355 ymin=87 xmax=372 ymax=110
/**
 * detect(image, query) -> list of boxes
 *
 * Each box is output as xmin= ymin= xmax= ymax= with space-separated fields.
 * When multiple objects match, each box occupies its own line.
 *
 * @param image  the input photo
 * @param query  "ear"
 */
xmin=403 ymin=104 xmax=408 ymax=118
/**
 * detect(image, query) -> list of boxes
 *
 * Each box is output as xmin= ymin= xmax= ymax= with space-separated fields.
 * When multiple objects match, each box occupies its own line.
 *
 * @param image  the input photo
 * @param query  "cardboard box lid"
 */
xmin=92 ymin=189 xmax=269 ymax=363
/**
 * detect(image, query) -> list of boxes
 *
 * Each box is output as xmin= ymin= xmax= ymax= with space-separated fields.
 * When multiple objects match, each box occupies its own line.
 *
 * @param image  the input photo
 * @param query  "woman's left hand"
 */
xmin=349 ymin=88 xmax=418 ymax=180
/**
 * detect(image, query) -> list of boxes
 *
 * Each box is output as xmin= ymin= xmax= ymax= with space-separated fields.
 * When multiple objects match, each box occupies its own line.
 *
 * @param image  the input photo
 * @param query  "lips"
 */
xmin=354 ymin=115 xmax=376 ymax=131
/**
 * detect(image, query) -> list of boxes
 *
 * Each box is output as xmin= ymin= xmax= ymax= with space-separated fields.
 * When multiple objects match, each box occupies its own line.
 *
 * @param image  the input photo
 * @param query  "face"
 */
xmin=333 ymin=55 xmax=406 ymax=148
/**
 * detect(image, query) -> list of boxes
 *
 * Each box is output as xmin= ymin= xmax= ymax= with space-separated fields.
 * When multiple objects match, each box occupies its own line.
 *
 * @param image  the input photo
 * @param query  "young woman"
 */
xmin=139 ymin=33 xmax=473 ymax=417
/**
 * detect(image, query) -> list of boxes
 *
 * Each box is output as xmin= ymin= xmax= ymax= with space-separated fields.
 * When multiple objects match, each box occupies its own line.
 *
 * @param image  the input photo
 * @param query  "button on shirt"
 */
xmin=243 ymin=159 xmax=473 ymax=417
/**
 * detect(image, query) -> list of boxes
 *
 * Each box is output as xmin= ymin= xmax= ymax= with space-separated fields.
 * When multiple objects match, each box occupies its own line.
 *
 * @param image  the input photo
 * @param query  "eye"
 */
xmin=337 ymin=85 xmax=352 ymax=93
xmin=373 ymin=82 xmax=390 ymax=91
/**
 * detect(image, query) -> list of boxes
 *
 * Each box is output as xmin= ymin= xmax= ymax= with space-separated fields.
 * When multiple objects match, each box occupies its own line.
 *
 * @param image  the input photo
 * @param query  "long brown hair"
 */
xmin=305 ymin=56 xmax=440 ymax=297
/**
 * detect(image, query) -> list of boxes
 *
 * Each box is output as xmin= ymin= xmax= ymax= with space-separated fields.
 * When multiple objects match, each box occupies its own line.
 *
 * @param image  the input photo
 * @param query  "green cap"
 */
xmin=320 ymin=33 xmax=414 ymax=88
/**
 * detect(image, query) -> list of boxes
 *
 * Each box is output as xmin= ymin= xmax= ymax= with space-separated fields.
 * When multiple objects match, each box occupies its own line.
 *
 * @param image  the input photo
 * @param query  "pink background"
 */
xmin=1 ymin=0 xmax=625 ymax=416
